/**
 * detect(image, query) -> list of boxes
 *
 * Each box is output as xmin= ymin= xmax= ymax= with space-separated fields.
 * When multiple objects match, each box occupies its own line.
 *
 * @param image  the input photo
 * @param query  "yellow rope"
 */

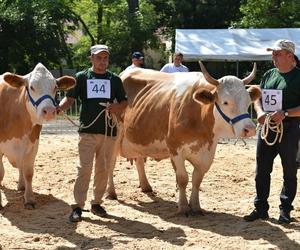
xmin=260 ymin=113 xmax=283 ymax=146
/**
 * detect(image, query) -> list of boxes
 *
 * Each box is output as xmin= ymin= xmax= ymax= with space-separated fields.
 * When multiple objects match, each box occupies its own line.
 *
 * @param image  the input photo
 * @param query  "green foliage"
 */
xmin=231 ymin=0 xmax=300 ymax=79
xmin=71 ymin=0 xmax=161 ymax=71
xmin=3 ymin=0 xmax=300 ymax=75
xmin=234 ymin=0 xmax=300 ymax=28
xmin=0 ymin=0 xmax=78 ymax=73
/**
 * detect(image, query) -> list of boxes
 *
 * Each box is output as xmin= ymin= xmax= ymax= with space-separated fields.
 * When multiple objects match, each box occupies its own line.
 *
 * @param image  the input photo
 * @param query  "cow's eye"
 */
xmin=223 ymin=101 xmax=228 ymax=105
xmin=30 ymin=86 xmax=35 ymax=91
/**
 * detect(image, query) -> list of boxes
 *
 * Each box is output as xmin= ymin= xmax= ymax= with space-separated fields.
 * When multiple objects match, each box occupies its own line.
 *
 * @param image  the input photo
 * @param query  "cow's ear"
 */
xmin=56 ymin=76 xmax=76 ymax=91
xmin=193 ymin=88 xmax=216 ymax=104
xmin=247 ymin=85 xmax=261 ymax=102
xmin=3 ymin=73 xmax=26 ymax=88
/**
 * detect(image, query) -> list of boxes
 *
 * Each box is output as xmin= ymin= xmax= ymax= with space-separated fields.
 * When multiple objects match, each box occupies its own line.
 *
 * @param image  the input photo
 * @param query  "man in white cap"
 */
xmin=244 ymin=39 xmax=300 ymax=224
xmin=58 ymin=44 xmax=127 ymax=222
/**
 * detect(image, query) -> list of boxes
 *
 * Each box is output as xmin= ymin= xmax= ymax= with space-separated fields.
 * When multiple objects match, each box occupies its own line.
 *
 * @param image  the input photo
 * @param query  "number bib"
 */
xmin=262 ymin=89 xmax=282 ymax=112
xmin=87 ymin=79 xmax=111 ymax=99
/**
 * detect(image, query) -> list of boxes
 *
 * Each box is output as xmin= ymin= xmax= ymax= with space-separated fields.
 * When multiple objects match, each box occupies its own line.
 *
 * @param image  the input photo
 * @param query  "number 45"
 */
xmin=265 ymin=94 xmax=277 ymax=105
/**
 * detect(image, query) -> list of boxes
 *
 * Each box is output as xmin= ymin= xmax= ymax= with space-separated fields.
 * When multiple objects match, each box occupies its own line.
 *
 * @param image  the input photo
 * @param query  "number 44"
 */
xmin=92 ymin=84 xmax=106 ymax=93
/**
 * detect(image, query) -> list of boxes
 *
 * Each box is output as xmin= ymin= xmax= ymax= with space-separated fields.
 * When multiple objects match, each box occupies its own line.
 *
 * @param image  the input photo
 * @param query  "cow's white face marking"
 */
xmin=214 ymin=76 xmax=254 ymax=138
xmin=25 ymin=63 xmax=57 ymax=124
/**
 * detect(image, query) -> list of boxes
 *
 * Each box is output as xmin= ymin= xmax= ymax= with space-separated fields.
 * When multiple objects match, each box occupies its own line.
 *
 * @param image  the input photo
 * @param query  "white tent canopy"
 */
xmin=175 ymin=28 xmax=300 ymax=62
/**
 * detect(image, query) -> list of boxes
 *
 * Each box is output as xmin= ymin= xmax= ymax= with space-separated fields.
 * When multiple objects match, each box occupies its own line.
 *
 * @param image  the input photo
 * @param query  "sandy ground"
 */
xmin=0 ymin=134 xmax=300 ymax=250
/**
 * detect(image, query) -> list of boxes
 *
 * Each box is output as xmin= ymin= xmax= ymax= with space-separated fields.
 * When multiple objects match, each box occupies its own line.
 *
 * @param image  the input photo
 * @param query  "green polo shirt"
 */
xmin=260 ymin=67 xmax=300 ymax=110
xmin=66 ymin=68 xmax=127 ymax=135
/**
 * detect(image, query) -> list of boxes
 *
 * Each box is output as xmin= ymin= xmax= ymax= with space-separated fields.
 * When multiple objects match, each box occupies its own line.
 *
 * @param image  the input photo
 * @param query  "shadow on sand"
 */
xmin=117 ymin=192 xmax=300 ymax=250
xmin=0 ymin=187 xmax=186 ymax=249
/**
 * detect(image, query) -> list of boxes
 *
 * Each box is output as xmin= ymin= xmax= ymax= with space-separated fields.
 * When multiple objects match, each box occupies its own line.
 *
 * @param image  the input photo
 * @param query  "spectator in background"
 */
xmin=124 ymin=51 xmax=144 ymax=71
xmin=160 ymin=52 xmax=189 ymax=73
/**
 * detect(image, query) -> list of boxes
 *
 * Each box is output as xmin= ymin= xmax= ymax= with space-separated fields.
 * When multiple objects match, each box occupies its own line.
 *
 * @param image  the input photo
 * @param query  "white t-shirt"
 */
xmin=124 ymin=64 xmax=139 ymax=71
xmin=160 ymin=63 xmax=189 ymax=73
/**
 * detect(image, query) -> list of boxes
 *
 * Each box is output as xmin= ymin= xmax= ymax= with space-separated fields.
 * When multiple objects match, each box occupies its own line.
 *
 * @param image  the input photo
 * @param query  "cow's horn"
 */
xmin=199 ymin=61 xmax=219 ymax=86
xmin=242 ymin=63 xmax=256 ymax=85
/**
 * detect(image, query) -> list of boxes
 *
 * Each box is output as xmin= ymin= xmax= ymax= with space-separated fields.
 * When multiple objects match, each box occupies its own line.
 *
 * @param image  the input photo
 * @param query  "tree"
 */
xmin=234 ymin=0 xmax=300 ymax=28
xmin=71 ymin=0 xmax=160 ymax=71
xmin=0 ymin=0 xmax=78 ymax=73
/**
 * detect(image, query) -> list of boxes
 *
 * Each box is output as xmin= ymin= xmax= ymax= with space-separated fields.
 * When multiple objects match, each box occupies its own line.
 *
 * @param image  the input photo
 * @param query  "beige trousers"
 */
xmin=72 ymin=133 xmax=117 ymax=209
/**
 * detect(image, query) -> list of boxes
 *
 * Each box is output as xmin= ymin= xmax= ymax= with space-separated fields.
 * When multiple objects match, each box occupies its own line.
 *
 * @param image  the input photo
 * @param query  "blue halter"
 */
xmin=26 ymin=87 xmax=57 ymax=108
xmin=215 ymin=102 xmax=250 ymax=125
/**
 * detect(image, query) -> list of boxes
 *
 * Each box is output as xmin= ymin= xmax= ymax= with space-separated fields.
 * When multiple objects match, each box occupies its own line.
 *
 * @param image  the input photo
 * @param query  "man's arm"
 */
xmin=254 ymin=98 xmax=266 ymax=124
xmin=282 ymin=105 xmax=300 ymax=117
xmin=57 ymin=96 xmax=75 ymax=114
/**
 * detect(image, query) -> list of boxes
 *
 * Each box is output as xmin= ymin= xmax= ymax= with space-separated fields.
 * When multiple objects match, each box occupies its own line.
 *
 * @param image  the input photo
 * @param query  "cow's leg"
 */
xmin=22 ymin=163 xmax=35 ymax=209
xmin=22 ymin=145 xmax=38 ymax=209
xmin=106 ymin=155 xmax=117 ymax=200
xmin=136 ymin=157 xmax=152 ymax=192
xmin=171 ymin=155 xmax=189 ymax=215
xmin=0 ymin=154 xmax=4 ymax=185
xmin=17 ymin=169 xmax=25 ymax=191
xmin=189 ymin=167 xmax=204 ymax=215
xmin=0 ymin=154 xmax=3 ymax=208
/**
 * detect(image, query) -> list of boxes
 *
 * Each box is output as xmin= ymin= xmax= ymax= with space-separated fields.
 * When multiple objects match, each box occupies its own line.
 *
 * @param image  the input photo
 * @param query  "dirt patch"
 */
xmin=0 ymin=134 xmax=299 ymax=249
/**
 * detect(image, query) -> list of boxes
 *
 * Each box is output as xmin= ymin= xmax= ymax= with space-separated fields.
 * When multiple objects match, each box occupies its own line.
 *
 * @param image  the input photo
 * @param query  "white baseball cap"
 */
xmin=267 ymin=39 xmax=295 ymax=54
xmin=90 ymin=44 xmax=109 ymax=55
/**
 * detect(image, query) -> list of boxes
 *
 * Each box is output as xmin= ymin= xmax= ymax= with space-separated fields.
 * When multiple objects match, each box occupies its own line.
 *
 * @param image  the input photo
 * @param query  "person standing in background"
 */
xmin=124 ymin=51 xmax=144 ymax=71
xmin=160 ymin=52 xmax=189 ymax=73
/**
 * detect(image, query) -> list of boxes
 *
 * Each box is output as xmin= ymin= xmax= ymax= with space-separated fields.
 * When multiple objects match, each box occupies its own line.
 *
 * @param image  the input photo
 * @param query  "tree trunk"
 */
xmin=127 ymin=0 xmax=139 ymax=14
xmin=97 ymin=3 xmax=104 ymax=44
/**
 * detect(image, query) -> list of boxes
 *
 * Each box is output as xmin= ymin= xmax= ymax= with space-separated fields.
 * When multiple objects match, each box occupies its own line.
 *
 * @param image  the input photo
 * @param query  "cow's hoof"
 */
xmin=24 ymin=202 xmax=36 ymax=209
xmin=141 ymin=186 xmax=153 ymax=193
xmin=106 ymin=193 xmax=118 ymax=200
xmin=17 ymin=186 xmax=25 ymax=191
xmin=177 ymin=208 xmax=191 ymax=217
xmin=190 ymin=209 xmax=205 ymax=216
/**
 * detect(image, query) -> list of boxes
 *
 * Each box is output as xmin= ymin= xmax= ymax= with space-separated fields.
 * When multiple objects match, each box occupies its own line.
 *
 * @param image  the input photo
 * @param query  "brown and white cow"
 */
xmin=107 ymin=62 xmax=261 ymax=215
xmin=0 ymin=63 xmax=75 ymax=209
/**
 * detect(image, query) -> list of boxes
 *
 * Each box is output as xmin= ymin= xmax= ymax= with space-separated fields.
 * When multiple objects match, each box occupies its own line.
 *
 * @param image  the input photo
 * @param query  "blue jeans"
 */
xmin=255 ymin=119 xmax=299 ymax=213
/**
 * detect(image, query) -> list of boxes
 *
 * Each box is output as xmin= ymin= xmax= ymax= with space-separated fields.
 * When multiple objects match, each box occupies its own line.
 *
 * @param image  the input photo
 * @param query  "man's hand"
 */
xmin=270 ymin=110 xmax=285 ymax=124
xmin=257 ymin=111 xmax=267 ymax=125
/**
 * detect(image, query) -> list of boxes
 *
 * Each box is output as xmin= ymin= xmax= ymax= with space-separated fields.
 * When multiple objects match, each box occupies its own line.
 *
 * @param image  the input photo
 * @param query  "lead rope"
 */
xmin=62 ymin=102 xmax=119 ymax=169
xmin=260 ymin=113 xmax=284 ymax=146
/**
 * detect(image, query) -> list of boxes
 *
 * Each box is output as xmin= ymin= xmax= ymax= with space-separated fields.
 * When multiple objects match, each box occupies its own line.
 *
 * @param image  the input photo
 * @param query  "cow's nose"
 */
xmin=243 ymin=124 xmax=256 ymax=137
xmin=42 ymin=107 xmax=56 ymax=120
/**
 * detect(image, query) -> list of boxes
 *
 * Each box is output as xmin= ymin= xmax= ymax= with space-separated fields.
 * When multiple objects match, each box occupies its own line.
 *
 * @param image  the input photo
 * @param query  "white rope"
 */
xmin=62 ymin=102 xmax=109 ymax=129
xmin=62 ymin=102 xmax=119 ymax=170
xmin=260 ymin=113 xmax=283 ymax=146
